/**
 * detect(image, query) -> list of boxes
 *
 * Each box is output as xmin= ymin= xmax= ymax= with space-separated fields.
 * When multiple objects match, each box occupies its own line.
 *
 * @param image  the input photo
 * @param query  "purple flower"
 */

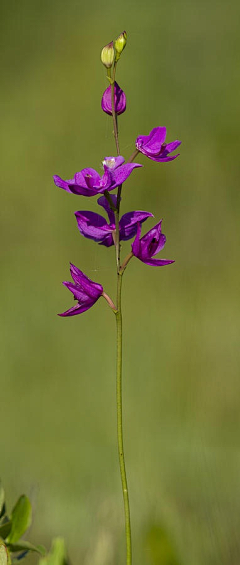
xmin=59 ymin=263 xmax=103 ymax=316
xmin=136 ymin=127 xmax=181 ymax=162
xmin=101 ymin=82 xmax=126 ymax=115
xmin=132 ymin=221 xmax=174 ymax=266
xmin=53 ymin=156 xmax=141 ymax=197
xmin=75 ymin=195 xmax=153 ymax=247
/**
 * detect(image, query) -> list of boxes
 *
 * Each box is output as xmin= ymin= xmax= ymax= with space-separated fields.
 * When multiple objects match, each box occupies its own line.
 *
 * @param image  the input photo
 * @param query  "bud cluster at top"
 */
xmin=101 ymin=31 xmax=127 ymax=69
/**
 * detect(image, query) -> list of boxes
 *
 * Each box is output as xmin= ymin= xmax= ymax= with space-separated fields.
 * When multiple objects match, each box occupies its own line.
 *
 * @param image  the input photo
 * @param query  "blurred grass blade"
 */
xmin=7 ymin=495 xmax=32 ymax=544
xmin=38 ymin=538 xmax=67 ymax=565
xmin=145 ymin=524 xmax=181 ymax=565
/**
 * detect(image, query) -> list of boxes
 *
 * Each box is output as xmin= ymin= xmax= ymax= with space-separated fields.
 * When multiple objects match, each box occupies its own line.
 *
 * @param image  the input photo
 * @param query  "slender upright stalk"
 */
xmin=111 ymin=68 xmax=132 ymax=565
xmin=115 ymin=274 xmax=132 ymax=565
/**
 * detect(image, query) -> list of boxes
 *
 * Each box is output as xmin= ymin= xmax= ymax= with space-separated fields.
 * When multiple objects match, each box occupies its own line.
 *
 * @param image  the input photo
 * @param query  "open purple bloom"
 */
xmin=132 ymin=221 xmax=174 ymax=266
xmin=59 ymin=263 xmax=103 ymax=316
xmin=53 ymin=156 xmax=141 ymax=197
xmin=136 ymin=127 xmax=181 ymax=162
xmin=75 ymin=195 xmax=153 ymax=247
xmin=101 ymin=81 xmax=126 ymax=115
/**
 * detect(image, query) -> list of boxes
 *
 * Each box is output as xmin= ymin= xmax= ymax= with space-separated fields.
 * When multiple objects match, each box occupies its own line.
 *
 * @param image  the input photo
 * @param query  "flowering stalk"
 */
xmin=110 ymin=48 xmax=132 ymax=562
xmin=54 ymin=30 xmax=181 ymax=565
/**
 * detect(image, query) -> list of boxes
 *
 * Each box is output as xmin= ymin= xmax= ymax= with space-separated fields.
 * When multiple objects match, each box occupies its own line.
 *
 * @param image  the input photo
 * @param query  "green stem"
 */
xmin=115 ymin=273 xmax=132 ymax=565
xmin=110 ymin=59 xmax=132 ymax=565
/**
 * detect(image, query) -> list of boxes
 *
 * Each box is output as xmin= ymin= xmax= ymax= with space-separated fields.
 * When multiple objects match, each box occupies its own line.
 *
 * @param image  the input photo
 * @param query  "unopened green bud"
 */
xmin=101 ymin=41 xmax=114 ymax=69
xmin=115 ymin=31 xmax=127 ymax=61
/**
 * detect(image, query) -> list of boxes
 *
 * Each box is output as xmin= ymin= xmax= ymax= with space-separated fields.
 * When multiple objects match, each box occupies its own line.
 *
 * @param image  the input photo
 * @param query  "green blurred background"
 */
xmin=1 ymin=0 xmax=240 ymax=564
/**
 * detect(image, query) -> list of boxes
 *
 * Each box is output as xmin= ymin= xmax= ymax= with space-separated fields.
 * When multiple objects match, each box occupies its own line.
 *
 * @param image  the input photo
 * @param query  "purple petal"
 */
xmin=119 ymin=211 xmax=153 ymax=240
xmin=140 ymin=222 xmax=166 ymax=258
xmin=97 ymin=195 xmax=117 ymax=223
xmin=153 ymin=154 xmax=180 ymax=163
xmin=141 ymin=258 xmax=175 ymax=267
xmin=164 ymin=140 xmax=181 ymax=153
xmin=101 ymin=82 xmax=126 ymax=116
xmin=62 ymin=281 xmax=90 ymax=302
xmin=69 ymin=184 xmax=100 ymax=196
xmin=75 ymin=211 xmax=112 ymax=242
xmin=132 ymin=222 xmax=142 ymax=257
xmin=59 ymin=302 xmax=95 ymax=316
xmin=136 ymin=127 xmax=167 ymax=155
xmin=99 ymin=233 xmax=114 ymax=247
xmin=111 ymin=162 xmax=142 ymax=188
xmin=53 ymin=175 xmax=75 ymax=193
xmin=69 ymin=264 xmax=103 ymax=297
xmin=75 ymin=168 xmax=100 ymax=189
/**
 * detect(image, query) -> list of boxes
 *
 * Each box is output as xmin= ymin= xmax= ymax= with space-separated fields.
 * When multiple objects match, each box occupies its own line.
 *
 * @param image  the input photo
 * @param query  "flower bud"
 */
xmin=101 ymin=41 xmax=114 ymax=69
xmin=101 ymin=82 xmax=126 ymax=116
xmin=114 ymin=31 xmax=127 ymax=61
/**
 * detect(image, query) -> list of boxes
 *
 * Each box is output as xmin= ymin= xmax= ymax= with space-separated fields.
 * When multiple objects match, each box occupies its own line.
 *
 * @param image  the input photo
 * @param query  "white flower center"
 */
xmin=103 ymin=157 xmax=116 ymax=169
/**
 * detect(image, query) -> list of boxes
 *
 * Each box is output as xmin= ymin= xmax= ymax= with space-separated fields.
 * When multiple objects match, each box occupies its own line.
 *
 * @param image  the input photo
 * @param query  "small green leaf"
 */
xmin=7 ymin=496 xmax=32 ymax=544
xmin=0 ymin=522 xmax=12 ymax=540
xmin=0 ymin=544 xmax=9 ymax=565
xmin=6 ymin=541 xmax=45 ymax=555
xmin=38 ymin=538 xmax=67 ymax=565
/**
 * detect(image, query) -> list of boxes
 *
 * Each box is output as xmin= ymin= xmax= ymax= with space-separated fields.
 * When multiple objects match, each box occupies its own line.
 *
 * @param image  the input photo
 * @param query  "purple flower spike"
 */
xmin=132 ymin=221 xmax=174 ymax=266
xmin=101 ymin=81 xmax=126 ymax=116
xmin=59 ymin=263 xmax=103 ymax=316
xmin=136 ymin=127 xmax=181 ymax=162
xmin=53 ymin=157 xmax=142 ymax=197
xmin=75 ymin=195 xmax=153 ymax=247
